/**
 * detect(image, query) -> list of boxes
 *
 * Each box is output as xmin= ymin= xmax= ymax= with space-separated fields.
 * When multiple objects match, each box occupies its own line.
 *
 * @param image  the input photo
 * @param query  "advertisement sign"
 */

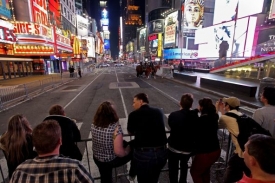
xmin=101 ymin=9 xmax=108 ymax=19
xmin=195 ymin=17 xmax=257 ymax=58
xmin=76 ymin=15 xmax=89 ymax=37
xmin=32 ymin=0 xmax=48 ymax=26
xmin=101 ymin=18 xmax=109 ymax=26
xmin=182 ymin=0 xmax=204 ymax=33
xmin=148 ymin=19 xmax=164 ymax=35
xmin=0 ymin=0 xmax=11 ymax=19
xmin=213 ymin=0 xmax=264 ymax=25
xmin=163 ymin=48 xmax=198 ymax=59
xmin=164 ymin=11 xmax=178 ymax=48
xmin=158 ymin=33 xmax=162 ymax=57
xmin=104 ymin=39 xmax=110 ymax=49
xmin=148 ymin=34 xmax=158 ymax=57
xmin=12 ymin=21 xmax=53 ymax=40
xmin=139 ymin=28 xmax=146 ymax=51
xmin=255 ymin=28 xmax=275 ymax=55
xmin=269 ymin=0 xmax=275 ymax=19
xmin=87 ymin=37 xmax=95 ymax=58
xmin=0 ymin=19 xmax=16 ymax=43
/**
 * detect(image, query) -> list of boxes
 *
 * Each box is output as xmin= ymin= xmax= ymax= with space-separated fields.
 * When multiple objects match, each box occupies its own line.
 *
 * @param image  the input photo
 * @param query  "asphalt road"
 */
xmin=0 ymin=66 xmax=232 ymax=183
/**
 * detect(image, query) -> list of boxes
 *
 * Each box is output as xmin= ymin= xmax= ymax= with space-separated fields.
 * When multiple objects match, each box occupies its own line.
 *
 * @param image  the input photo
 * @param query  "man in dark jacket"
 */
xmin=127 ymin=93 xmax=167 ymax=183
xmin=168 ymin=93 xmax=198 ymax=183
xmin=44 ymin=104 xmax=82 ymax=161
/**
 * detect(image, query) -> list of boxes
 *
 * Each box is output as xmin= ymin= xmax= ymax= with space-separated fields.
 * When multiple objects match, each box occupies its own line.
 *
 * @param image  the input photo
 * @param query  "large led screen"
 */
xmin=269 ymin=0 xmax=275 ymax=19
xmin=148 ymin=34 xmax=158 ymax=57
xmin=195 ymin=17 xmax=257 ymax=58
xmin=148 ymin=19 xmax=164 ymax=35
xmin=182 ymin=0 xmax=204 ymax=33
xmin=139 ymin=28 xmax=146 ymax=51
xmin=164 ymin=11 xmax=178 ymax=48
xmin=213 ymin=0 xmax=263 ymax=25
xmin=104 ymin=39 xmax=110 ymax=50
xmin=163 ymin=48 xmax=198 ymax=59
xmin=255 ymin=28 xmax=275 ymax=55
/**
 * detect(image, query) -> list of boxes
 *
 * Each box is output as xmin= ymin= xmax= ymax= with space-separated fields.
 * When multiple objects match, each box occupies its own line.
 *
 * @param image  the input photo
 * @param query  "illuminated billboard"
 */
xmin=0 ymin=0 xmax=11 ymax=19
xmin=269 ymin=0 xmax=275 ymax=19
xmin=101 ymin=18 xmax=109 ymax=26
xmin=102 ymin=26 xmax=108 ymax=31
xmin=77 ymin=15 xmax=89 ymax=37
xmin=32 ymin=0 xmax=49 ymax=26
xmin=163 ymin=48 xmax=198 ymax=59
xmin=148 ymin=34 xmax=158 ymax=57
xmin=101 ymin=9 xmax=108 ymax=19
xmin=104 ymin=39 xmax=110 ymax=49
xmin=164 ymin=11 xmax=178 ymax=48
xmin=195 ymin=17 xmax=257 ymax=58
xmin=182 ymin=0 xmax=204 ymax=33
xmin=148 ymin=19 xmax=164 ymax=35
xmin=255 ymin=28 xmax=275 ymax=55
xmin=213 ymin=0 xmax=263 ymax=25
xmin=139 ymin=28 xmax=146 ymax=51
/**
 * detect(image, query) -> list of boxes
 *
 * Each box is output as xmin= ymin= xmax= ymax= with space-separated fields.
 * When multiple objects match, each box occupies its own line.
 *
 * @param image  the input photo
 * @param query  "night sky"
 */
xmin=89 ymin=0 xmax=145 ymax=59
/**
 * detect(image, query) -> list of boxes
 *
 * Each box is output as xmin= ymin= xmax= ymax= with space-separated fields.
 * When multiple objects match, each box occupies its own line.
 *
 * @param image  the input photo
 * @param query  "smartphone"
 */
xmin=219 ymin=98 xmax=223 ymax=104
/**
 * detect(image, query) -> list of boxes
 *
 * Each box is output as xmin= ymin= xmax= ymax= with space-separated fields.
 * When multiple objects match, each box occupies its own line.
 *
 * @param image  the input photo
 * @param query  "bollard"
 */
xmin=23 ymin=84 xmax=29 ymax=100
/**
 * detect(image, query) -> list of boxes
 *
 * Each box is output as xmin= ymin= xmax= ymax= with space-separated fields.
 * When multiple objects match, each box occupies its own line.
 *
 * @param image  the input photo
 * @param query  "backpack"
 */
xmin=225 ymin=112 xmax=271 ymax=151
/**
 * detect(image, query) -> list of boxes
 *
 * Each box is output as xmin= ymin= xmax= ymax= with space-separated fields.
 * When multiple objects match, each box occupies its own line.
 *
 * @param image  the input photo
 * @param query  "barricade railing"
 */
xmin=0 ymin=77 xmax=64 ymax=110
xmin=78 ymin=129 xmax=232 ymax=182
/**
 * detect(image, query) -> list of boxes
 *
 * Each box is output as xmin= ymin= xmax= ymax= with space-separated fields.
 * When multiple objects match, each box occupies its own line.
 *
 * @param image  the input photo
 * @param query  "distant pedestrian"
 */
xmin=170 ymin=64 xmax=174 ymax=78
xmin=69 ymin=66 xmax=75 ymax=77
xmin=253 ymin=87 xmax=275 ymax=138
xmin=78 ymin=67 xmax=82 ymax=78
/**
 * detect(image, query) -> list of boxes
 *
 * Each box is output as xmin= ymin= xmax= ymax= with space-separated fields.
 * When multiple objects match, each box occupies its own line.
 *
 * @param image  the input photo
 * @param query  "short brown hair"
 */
xmin=33 ymin=120 xmax=61 ymax=154
xmin=93 ymin=101 xmax=119 ymax=128
xmin=49 ymin=105 xmax=65 ymax=115
xmin=134 ymin=93 xmax=149 ymax=104
xmin=180 ymin=93 xmax=193 ymax=109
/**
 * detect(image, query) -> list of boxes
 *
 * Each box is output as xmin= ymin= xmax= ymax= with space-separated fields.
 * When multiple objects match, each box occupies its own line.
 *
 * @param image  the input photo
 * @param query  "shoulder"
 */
xmin=44 ymin=115 xmax=75 ymax=124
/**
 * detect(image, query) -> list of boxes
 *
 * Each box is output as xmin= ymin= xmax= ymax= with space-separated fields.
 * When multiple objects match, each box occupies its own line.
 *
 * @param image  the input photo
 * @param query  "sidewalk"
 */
xmin=0 ymin=72 xmax=73 ymax=87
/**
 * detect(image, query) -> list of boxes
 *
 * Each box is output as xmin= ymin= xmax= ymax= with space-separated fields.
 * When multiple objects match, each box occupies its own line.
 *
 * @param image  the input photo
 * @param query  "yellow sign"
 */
xmin=158 ymin=33 xmax=162 ymax=57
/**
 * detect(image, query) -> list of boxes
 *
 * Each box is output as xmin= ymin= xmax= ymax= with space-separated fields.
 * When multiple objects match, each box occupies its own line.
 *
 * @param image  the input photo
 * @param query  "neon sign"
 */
xmin=32 ymin=0 xmax=48 ymax=25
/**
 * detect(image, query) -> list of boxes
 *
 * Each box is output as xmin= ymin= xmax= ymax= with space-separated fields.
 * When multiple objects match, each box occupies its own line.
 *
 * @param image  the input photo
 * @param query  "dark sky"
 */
xmin=89 ymin=0 xmax=145 ymax=59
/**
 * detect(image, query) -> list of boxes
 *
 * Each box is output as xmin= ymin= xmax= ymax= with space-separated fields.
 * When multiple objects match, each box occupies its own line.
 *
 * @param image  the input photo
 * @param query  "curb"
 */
xmin=161 ymin=76 xmax=262 ymax=109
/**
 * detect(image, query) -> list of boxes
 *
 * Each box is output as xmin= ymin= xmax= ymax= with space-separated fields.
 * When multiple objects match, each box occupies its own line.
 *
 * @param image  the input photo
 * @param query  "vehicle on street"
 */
xmin=115 ymin=63 xmax=124 ymax=66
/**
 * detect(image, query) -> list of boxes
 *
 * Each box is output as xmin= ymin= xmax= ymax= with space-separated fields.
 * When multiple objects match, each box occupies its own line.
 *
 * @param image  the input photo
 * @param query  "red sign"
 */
xmin=12 ymin=22 xmax=52 ymax=38
xmin=0 ymin=26 xmax=16 ymax=43
xmin=56 ymin=34 xmax=71 ymax=46
xmin=32 ymin=0 xmax=48 ymax=26
xmin=148 ymin=34 xmax=158 ymax=41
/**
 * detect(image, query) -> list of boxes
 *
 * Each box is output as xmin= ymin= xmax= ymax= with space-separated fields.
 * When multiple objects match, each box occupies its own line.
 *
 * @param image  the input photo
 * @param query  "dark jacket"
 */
xmin=168 ymin=109 xmax=199 ymax=152
xmin=43 ymin=115 xmax=82 ymax=160
xmin=195 ymin=113 xmax=220 ymax=154
xmin=127 ymin=105 xmax=167 ymax=148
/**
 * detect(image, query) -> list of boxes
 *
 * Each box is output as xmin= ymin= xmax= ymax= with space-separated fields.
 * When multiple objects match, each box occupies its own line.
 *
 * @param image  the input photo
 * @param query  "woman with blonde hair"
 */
xmin=91 ymin=101 xmax=133 ymax=183
xmin=0 ymin=114 xmax=37 ymax=178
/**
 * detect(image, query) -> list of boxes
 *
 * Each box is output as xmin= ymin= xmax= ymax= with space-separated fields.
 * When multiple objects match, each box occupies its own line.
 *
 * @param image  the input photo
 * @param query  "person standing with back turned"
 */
xmin=127 ymin=93 xmax=167 ymax=183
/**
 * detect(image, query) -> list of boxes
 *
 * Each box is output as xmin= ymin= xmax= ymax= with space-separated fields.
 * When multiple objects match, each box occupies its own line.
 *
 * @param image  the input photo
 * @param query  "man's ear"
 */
xmin=59 ymin=137 xmax=62 ymax=145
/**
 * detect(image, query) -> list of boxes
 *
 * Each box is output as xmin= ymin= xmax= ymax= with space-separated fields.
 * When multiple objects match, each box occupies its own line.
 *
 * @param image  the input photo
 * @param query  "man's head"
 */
xmin=49 ymin=105 xmax=65 ymax=116
xmin=261 ymin=87 xmax=275 ymax=106
xmin=222 ymin=97 xmax=240 ymax=111
xmin=33 ymin=120 xmax=62 ymax=155
xmin=243 ymin=134 xmax=275 ymax=175
xmin=133 ymin=93 xmax=149 ymax=110
xmin=180 ymin=93 xmax=193 ymax=109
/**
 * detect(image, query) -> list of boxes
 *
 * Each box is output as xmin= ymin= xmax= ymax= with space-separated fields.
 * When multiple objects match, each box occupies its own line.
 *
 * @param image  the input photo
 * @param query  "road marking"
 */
xmin=64 ymin=71 xmax=103 ymax=109
xmin=115 ymin=68 xmax=128 ymax=117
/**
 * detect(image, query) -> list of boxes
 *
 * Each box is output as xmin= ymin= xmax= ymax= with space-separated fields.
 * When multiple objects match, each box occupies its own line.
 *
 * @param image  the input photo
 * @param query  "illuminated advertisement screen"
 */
xmin=255 ymin=28 xmax=275 ymax=55
xmin=182 ymin=0 xmax=204 ymax=33
xmin=164 ymin=11 xmax=178 ymax=48
xmin=269 ymin=0 xmax=275 ymax=19
xmin=77 ymin=15 xmax=89 ymax=37
xmin=213 ymin=0 xmax=263 ymax=25
xmin=0 ymin=0 xmax=11 ymax=19
xmin=148 ymin=34 xmax=158 ymax=56
xmin=101 ymin=18 xmax=109 ymax=26
xmin=195 ymin=17 xmax=257 ymax=58
xmin=163 ymin=48 xmax=198 ymax=59
xmin=32 ymin=0 xmax=48 ymax=25
xmin=101 ymin=9 xmax=108 ymax=19
xmin=139 ymin=28 xmax=146 ymax=51
xmin=104 ymin=39 xmax=110 ymax=49
xmin=102 ymin=25 xmax=108 ymax=31
xmin=148 ymin=19 xmax=164 ymax=35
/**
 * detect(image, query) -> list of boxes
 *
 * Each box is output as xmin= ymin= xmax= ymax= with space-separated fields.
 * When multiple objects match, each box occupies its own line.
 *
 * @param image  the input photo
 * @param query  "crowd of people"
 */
xmin=0 ymin=87 xmax=275 ymax=183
